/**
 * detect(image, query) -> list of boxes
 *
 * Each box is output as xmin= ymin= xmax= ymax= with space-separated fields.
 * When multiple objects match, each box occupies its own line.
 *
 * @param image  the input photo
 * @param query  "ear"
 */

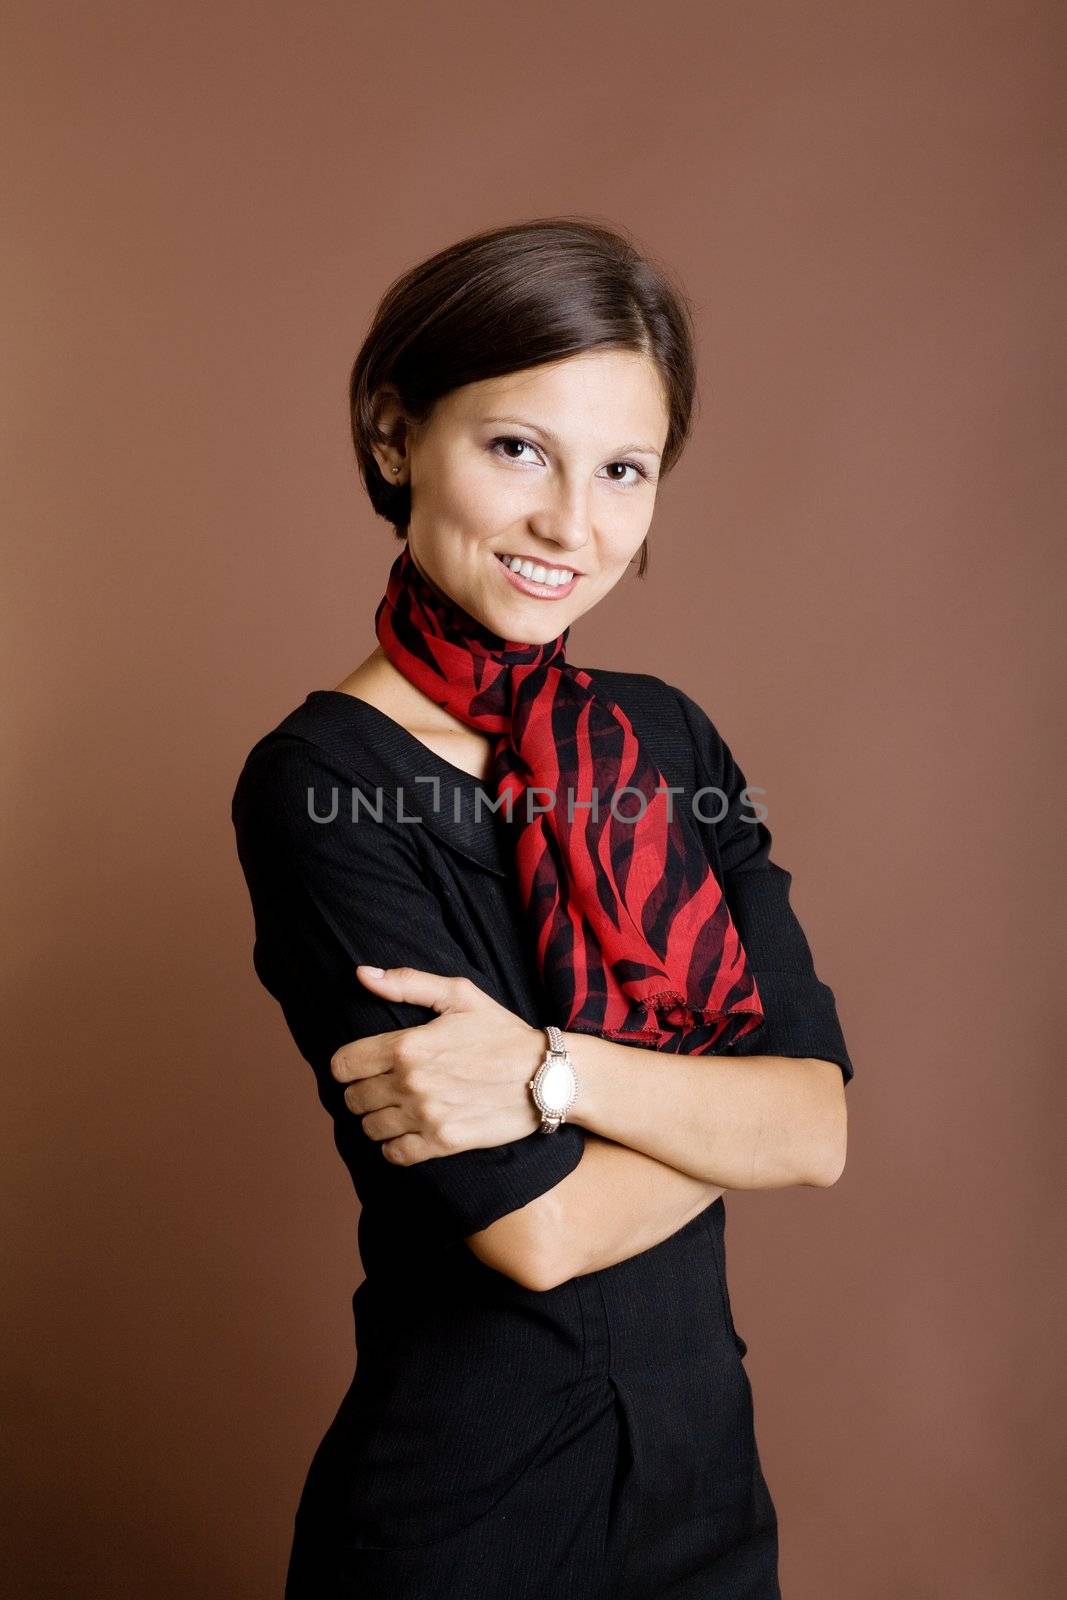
xmin=370 ymin=385 xmax=411 ymax=481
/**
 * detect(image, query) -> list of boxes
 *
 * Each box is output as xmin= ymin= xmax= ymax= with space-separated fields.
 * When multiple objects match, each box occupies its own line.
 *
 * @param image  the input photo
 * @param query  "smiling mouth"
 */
xmin=495 ymin=552 xmax=580 ymax=585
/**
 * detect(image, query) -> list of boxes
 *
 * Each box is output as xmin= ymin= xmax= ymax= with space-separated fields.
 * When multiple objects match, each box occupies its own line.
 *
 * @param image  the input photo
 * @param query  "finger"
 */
xmin=354 ymin=964 xmax=483 ymax=1015
xmin=359 ymin=1106 xmax=419 ymax=1143
xmin=330 ymin=1038 xmax=401 ymax=1084
xmin=342 ymin=1075 xmax=402 ymax=1116
xmin=379 ymin=1131 xmax=436 ymax=1166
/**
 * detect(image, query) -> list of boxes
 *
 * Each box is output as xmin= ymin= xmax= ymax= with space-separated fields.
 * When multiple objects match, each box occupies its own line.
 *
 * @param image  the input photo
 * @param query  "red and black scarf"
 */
xmin=374 ymin=542 xmax=764 ymax=1054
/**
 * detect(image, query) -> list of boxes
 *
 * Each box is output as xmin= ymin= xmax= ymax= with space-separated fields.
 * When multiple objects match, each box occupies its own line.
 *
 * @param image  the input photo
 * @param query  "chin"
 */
xmin=485 ymin=607 xmax=571 ymax=646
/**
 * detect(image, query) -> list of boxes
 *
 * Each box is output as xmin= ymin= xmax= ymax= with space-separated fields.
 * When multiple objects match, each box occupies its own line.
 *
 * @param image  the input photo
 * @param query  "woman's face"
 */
xmin=378 ymin=349 xmax=670 ymax=645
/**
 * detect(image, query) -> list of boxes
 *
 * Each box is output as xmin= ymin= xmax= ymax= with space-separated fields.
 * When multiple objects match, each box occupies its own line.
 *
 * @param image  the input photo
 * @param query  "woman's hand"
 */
xmin=329 ymin=964 xmax=547 ymax=1165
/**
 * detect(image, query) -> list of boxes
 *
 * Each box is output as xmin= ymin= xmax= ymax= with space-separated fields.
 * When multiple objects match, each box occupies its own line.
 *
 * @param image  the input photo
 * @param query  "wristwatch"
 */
xmin=528 ymin=1025 xmax=578 ymax=1133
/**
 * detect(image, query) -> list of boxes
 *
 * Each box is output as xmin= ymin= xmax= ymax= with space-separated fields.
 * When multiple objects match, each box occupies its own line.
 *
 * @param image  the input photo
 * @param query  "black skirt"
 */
xmin=231 ymin=674 xmax=853 ymax=1598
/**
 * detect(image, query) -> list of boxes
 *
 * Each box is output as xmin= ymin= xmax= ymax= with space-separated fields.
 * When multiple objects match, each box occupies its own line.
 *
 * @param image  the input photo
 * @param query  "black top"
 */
xmin=230 ymin=668 xmax=853 ymax=1592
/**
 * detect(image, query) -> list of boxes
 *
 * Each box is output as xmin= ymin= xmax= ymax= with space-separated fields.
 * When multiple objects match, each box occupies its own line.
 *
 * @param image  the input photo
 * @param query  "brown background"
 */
xmin=3 ymin=3 xmax=1063 ymax=1595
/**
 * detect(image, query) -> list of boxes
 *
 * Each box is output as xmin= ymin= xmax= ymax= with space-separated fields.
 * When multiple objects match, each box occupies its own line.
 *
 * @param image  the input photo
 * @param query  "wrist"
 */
xmin=559 ymin=1030 xmax=613 ymax=1129
xmin=527 ymin=1024 xmax=584 ymax=1133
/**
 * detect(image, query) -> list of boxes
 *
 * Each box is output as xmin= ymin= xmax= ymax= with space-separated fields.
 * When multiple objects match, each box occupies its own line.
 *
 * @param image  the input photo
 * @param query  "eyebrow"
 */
xmin=479 ymin=416 xmax=663 ymax=460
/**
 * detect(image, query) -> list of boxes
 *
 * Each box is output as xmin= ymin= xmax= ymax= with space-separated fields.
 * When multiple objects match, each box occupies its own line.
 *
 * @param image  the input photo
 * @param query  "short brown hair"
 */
xmin=348 ymin=216 xmax=698 ymax=579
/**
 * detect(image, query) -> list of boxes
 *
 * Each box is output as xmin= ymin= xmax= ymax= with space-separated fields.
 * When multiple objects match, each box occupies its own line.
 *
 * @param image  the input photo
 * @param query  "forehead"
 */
xmin=440 ymin=349 xmax=670 ymax=443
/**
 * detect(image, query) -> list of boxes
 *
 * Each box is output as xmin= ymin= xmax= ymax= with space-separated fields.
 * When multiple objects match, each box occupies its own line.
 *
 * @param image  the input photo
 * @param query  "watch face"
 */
xmin=537 ymin=1057 xmax=575 ymax=1113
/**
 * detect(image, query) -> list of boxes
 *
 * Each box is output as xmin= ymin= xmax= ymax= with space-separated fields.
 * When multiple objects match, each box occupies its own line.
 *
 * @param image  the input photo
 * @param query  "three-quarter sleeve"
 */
xmin=231 ymin=733 xmax=586 ymax=1242
xmin=673 ymin=687 xmax=854 ymax=1084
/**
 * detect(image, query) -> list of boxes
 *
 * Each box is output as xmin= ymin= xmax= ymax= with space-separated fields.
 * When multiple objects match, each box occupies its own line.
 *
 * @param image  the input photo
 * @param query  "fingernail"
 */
xmin=358 ymin=964 xmax=384 ymax=976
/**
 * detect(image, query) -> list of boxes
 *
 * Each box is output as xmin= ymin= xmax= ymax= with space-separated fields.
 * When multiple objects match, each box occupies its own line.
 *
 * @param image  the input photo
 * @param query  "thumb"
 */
xmin=355 ymin=963 xmax=478 ymax=1014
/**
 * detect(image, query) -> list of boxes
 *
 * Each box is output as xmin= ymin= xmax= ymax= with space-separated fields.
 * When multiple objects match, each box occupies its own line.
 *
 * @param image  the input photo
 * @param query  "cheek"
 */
xmin=433 ymin=456 xmax=518 ymax=532
xmin=601 ymin=504 xmax=652 ymax=563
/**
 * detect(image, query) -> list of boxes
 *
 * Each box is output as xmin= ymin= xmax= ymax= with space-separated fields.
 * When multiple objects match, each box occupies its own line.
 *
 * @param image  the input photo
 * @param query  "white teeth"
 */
xmin=500 ymin=554 xmax=575 ymax=585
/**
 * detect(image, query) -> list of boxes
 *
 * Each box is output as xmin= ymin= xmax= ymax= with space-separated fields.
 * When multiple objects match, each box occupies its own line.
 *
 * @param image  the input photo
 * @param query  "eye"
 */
xmin=600 ymin=460 xmax=653 ymax=488
xmin=488 ymin=435 xmax=655 ymax=487
xmin=489 ymin=435 xmax=543 ymax=465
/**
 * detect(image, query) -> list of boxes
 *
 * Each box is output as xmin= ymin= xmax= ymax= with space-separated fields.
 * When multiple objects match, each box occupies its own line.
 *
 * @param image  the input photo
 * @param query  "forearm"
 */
xmin=528 ymin=1132 xmax=723 ymax=1288
xmin=564 ymin=1033 xmax=847 ymax=1190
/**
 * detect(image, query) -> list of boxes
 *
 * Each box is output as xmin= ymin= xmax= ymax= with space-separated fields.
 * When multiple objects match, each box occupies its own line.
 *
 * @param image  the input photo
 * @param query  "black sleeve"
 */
xmin=673 ymin=687 xmax=855 ymax=1084
xmin=231 ymin=733 xmax=586 ymax=1241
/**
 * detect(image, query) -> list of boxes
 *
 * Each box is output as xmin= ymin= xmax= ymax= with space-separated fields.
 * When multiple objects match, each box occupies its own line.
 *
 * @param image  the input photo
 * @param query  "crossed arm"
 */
xmin=504 ymin=1044 xmax=846 ymax=1290
xmin=330 ymin=964 xmax=847 ymax=1292
xmin=234 ymin=704 xmax=853 ymax=1296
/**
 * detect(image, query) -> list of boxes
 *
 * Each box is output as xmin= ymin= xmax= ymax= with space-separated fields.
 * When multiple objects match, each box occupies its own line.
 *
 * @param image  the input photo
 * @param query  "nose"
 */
xmin=527 ymin=482 xmax=593 ymax=557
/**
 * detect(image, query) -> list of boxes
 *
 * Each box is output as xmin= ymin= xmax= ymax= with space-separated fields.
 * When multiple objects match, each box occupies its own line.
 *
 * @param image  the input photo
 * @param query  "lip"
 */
xmin=494 ymin=551 xmax=580 ymax=600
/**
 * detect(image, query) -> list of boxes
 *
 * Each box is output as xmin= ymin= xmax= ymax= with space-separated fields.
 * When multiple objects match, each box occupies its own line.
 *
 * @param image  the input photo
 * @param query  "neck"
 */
xmin=335 ymin=646 xmax=482 ymax=737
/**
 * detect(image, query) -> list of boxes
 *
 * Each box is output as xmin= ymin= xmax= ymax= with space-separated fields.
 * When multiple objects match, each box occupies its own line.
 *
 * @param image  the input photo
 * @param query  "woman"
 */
xmin=231 ymin=217 xmax=853 ymax=1599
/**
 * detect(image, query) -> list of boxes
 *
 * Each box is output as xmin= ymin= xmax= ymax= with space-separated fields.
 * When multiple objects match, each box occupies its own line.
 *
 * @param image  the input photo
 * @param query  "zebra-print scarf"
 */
xmin=374 ymin=541 xmax=764 ymax=1053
